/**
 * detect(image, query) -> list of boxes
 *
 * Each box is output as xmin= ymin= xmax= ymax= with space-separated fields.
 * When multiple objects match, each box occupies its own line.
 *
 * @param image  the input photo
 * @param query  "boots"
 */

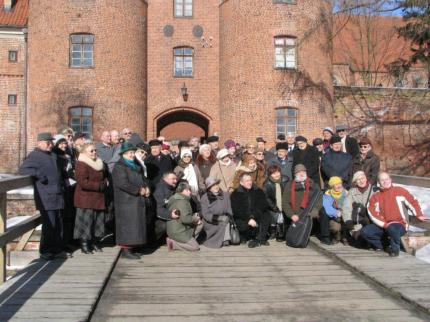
xmin=121 ymin=249 xmax=141 ymax=260
xmin=92 ymin=239 xmax=103 ymax=252
xmin=80 ymin=240 xmax=92 ymax=254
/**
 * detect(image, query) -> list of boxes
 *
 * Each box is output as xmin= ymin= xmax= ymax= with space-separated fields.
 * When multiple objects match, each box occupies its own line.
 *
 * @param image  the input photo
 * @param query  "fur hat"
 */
xmin=276 ymin=142 xmax=289 ymax=151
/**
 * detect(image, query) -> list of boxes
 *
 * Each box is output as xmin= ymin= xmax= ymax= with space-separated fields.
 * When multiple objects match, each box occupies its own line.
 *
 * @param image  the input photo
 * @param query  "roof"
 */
xmin=0 ymin=0 xmax=28 ymax=27
xmin=333 ymin=13 xmax=423 ymax=71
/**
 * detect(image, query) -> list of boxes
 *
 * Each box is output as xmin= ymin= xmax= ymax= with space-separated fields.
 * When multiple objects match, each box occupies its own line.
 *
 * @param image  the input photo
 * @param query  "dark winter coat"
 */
xmin=321 ymin=149 xmax=352 ymax=185
xmin=74 ymin=158 xmax=107 ymax=210
xmin=291 ymin=145 xmax=321 ymax=184
xmin=282 ymin=179 xmax=320 ymax=219
xmin=153 ymin=179 xmax=176 ymax=220
xmin=262 ymin=178 xmax=287 ymax=213
xmin=112 ymin=158 xmax=149 ymax=246
xmin=230 ymin=184 xmax=269 ymax=233
xmin=19 ymin=148 xmax=64 ymax=211
xmin=352 ymin=150 xmax=380 ymax=185
xmin=167 ymin=193 xmax=197 ymax=243
xmin=146 ymin=153 xmax=174 ymax=184
xmin=268 ymin=156 xmax=293 ymax=184
xmin=201 ymin=190 xmax=233 ymax=248
xmin=345 ymin=136 xmax=359 ymax=158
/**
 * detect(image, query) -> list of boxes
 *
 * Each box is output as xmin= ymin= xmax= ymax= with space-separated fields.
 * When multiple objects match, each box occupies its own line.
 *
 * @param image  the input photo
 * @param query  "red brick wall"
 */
xmin=0 ymin=30 xmax=25 ymax=173
xmin=27 ymin=0 xmax=147 ymax=149
xmin=219 ymin=0 xmax=334 ymax=146
xmin=160 ymin=121 xmax=205 ymax=140
xmin=146 ymin=0 xmax=220 ymax=140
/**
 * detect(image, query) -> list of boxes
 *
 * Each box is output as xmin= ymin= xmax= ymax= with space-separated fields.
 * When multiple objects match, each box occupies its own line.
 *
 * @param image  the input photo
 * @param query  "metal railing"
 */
xmin=392 ymin=174 xmax=430 ymax=189
xmin=0 ymin=176 xmax=40 ymax=284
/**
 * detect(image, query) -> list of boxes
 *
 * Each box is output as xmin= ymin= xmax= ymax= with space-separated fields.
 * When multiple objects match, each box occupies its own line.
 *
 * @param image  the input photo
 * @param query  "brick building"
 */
xmin=0 ymin=0 xmax=428 ymax=174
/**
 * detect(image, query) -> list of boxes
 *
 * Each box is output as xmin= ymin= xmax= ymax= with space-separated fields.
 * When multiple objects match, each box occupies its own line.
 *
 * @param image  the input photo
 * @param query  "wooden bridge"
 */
xmin=0 ymin=176 xmax=429 ymax=321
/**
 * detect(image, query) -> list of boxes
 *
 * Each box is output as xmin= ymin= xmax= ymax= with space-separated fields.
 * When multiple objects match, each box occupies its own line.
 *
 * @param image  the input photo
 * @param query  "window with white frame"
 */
xmin=69 ymin=107 xmax=93 ymax=136
xmin=174 ymin=0 xmax=193 ymax=17
xmin=174 ymin=47 xmax=193 ymax=77
xmin=70 ymin=34 xmax=94 ymax=68
xmin=275 ymin=37 xmax=297 ymax=69
xmin=276 ymin=108 xmax=297 ymax=136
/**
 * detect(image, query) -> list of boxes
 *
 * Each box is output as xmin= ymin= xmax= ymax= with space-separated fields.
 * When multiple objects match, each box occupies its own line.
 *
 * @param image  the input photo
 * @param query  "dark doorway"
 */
xmin=156 ymin=110 xmax=209 ymax=140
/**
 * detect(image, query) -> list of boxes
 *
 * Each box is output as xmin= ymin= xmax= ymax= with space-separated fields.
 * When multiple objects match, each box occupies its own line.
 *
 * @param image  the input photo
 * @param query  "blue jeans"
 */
xmin=361 ymin=223 xmax=406 ymax=253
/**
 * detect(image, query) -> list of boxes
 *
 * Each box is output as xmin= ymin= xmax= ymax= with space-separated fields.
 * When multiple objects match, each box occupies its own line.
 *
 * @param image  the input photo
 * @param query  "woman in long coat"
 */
xmin=209 ymin=148 xmax=237 ymax=194
xmin=112 ymin=142 xmax=151 ymax=260
xmin=200 ymin=177 xmax=233 ymax=248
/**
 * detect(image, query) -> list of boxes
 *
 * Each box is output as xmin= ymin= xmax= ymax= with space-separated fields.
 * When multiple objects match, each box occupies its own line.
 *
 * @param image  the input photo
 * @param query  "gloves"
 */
xmin=344 ymin=220 xmax=355 ymax=231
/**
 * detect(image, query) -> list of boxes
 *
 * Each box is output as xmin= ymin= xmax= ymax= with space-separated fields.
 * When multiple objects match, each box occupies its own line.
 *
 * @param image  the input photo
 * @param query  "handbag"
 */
xmin=229 ymin=217 xmax=241 ymax=245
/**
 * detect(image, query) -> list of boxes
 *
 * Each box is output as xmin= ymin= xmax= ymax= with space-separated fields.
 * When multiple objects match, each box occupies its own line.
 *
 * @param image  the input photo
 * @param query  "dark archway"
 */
xmin=156 ymin=110 xmax=209 ymax=140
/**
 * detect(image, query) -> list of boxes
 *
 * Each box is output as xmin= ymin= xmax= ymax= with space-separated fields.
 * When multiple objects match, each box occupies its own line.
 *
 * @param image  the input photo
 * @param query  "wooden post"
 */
xmin=0 ymin=192 xmax=7 ymax=284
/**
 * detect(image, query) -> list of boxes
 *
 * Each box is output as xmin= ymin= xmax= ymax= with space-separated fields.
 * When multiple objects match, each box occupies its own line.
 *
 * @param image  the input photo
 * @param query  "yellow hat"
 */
xmin=328 ymin=176 xmax=343 ymax=187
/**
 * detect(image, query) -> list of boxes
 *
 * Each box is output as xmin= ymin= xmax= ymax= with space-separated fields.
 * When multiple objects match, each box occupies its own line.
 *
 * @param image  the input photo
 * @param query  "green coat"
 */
xmin=167 ymin=193 xmax=197 ymax=243
xmin=282 ymin=179 xmax=321 ymax=219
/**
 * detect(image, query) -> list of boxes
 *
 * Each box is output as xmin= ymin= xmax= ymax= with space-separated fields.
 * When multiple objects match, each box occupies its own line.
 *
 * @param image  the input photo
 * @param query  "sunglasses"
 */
xmin=90 ymin=149 xmax=97 ymax=153
xmin=359 ymin=145 xmax=370 ymax=149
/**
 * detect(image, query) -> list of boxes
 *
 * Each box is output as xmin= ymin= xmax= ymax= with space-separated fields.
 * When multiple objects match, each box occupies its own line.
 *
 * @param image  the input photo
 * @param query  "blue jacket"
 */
xmin=322 ymin=191 xmax=347 ymax=219
xmin=19 ymin=148 xmax=64 ymax=211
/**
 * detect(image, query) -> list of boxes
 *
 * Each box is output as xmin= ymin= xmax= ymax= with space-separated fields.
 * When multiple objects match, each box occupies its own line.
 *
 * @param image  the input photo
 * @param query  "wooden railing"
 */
xmin=0 ymin=175 xmax=40 ymax=284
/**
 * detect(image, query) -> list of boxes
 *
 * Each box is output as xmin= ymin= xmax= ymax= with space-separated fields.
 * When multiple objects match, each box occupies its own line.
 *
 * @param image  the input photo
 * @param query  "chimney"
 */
xmin=4 ymin=0 xmax=13 ymax=12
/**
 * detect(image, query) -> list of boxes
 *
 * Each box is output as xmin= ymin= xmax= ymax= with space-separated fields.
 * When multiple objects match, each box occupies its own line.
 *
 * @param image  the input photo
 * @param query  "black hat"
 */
xmin=178 ymin=140 xmax=189 ymax=149
xmin=37 ymin=132 xmax=54 ymax=141
xmin=148 ymin=139 xmax=162 ymax=147
xmin=276 ymin=142 xmax=289 ymax=151
xmin=136 ymin=142 xmax=150 ymax=153
xmin=312 ymin=138 xmax=324 ymax=146
xmin=73 ymin=132 xmax=87 ymax=141
xmin=330 ymin=135 xmax=342 ymax=144
xmin=206 ymin=136 xmax=219 ymax=143
xmin=256 ymin=137 xmax=266 ymax=143
xmin=277 ymin=134 xmax=286 ymax=141
xmin=295 ymin=135 xmax=307 ymax=143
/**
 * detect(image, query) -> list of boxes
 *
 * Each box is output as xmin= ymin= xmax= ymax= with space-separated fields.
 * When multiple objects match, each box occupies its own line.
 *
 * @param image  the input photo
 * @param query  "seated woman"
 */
xmin=320 ymin=176 xmax=348 ymax=245
xmin=74 ymin=142 xmax=108 ymax=254
xmin=342 ymin=171 xmax=375 ymax=245
xmin=166 ymin=182 xmax=203 ymax=252
xmin=201 ymin=177 xmax=233 ymax=248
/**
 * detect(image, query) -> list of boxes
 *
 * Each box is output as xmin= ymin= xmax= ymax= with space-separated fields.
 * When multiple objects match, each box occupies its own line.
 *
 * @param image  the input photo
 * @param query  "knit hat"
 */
xmin=328 ymin=176 xmax=343 ymax=187
xmin=276 ymin=142 xmax=289 ymax=151
xmin=295 ymin=135 xmax=307 ymax=143
xmin=294 ymin=164 xmax=307 ymax=174
xmin=352 ymin=171 xmax=366 ymax=183
xmin=53 ymin=134 xmax=67 ymax=146
xmin=330 ymin=135 xmax=342 ymax=144
xmin=199 ymin=144 xmax=211 ymax=155
xmin=224 ymin=139 xmax=236 ymax=149
xmin=161 ymin=144 xmax=170 ymax=151
xmin=216 ymin=148 xmax=230 ymax=160
xmin=323 ymin=127 xmax=334 ymax=135
xmin=180 ymin=148 xmax=192 ymax=159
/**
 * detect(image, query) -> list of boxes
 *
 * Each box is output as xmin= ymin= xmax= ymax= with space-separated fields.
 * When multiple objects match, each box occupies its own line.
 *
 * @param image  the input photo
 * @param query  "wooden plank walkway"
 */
xmin=0 ymin=247 xmax=120 ymax=322
xmin=309 ymin=237 xmax=430 ymax=314
xmin=91 ymin=243 xmax=430 ymax=322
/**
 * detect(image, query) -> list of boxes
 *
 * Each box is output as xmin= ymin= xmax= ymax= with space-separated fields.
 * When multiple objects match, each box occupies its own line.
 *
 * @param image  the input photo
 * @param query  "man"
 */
xmin=153 ymin=172 xmax=179 ymax=242
xmin=269 ymin=142 xmax=293 ymax=184
xmin=110 ymin=130 xmax=120 ymax=146
xmin=361 ymin=172 xmax=427 ymax=257
xmin=207 ymin=135 xmax=220 ymax=156
xmin=352 ymin=137 xmax=380 ymax=185
xmin=256 ymin=137 xmax=274 ymax=161
xmin=19 ymin=133 xmax=69 ymax=260
xmin=336 ymin=124 xmax=359 ymax=158
xmin=312 ymin=138 xmax=324 ymax=156
xmin=96 ymin=131 xmax=114 ymax=164
xmin=291 ymin=136 xmax=320 ymax=185
xmin=122 ymin=128 xmax=133 ymax=142
xmin=286 ymin=132 xmax=296 ymax=153
xmin=166 ymin=182 xmax=203 ymax=251
xmin=269 ymin=134 xmax=286 ymax=154
xmin=322 ymin=127 xmax=334 ymax=151
xmin=231 ymin=173 xmax=270 ymax=248
xmin=188 ymin=136 xmax=200 ymax=160
xmin=321 ymin=135 xmax=352 ymax=188
xmin=146 ymin=139 xmax=174 ymax=184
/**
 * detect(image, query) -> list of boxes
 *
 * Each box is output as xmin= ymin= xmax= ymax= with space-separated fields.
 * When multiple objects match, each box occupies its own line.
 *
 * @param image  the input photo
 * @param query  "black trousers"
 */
xmin=40 ymin=209 xmax=64 ymax=255
xmin=237 ymin=216 xmax=270 ymax=242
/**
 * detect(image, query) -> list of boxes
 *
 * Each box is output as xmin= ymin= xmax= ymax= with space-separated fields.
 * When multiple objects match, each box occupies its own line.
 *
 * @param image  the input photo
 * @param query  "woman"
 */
xmin=112 ymin=142 xmax=150 ymax=260
xmin=320 ymin=176 xmax=348 ymax=245
xmin=263 ymin=165 xmax=286 ymax=241
xmin=135 ymin=142 xmax=150 ymax=178
xmin=342 ymin=171 xmax=374 ymax=245
xmin=232 ymin=154 xmax=266 ymax=189
xmin=174 ymin=148 xmax=205 ymax=197
xmin=74 ymin=142 xmax=108 ymax=254
xmin=255 ymin=148 xmax=268 ymax=172
xmin=209 ymin=148 xmax=236 ymax=193
xmin=196 ymin=144 xmax=216 ymax=180
xmin=201 ymin=177 xmax=233 ymax=248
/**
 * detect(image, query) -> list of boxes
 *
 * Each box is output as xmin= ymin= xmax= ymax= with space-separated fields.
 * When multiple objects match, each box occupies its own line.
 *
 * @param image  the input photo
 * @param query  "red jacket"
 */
xmin=367 ymin=186 xmax=424 ymax=228
xmin=74 ymin=159 xmax=107 ymax=210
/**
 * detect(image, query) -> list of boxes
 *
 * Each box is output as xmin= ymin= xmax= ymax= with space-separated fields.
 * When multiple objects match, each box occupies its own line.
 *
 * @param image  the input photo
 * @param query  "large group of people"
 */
xmin=19 ymin=125 xmax=427 ymax=260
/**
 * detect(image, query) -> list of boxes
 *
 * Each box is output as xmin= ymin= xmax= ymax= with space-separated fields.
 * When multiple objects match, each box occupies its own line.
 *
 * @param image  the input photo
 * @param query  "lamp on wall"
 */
xmin=181 ymin=83 xmax=188 ymax=102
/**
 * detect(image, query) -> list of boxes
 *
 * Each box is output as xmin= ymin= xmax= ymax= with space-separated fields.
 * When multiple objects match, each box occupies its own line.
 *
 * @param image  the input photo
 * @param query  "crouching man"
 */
xmin=361 ymin=172 xmax=427 ymax=257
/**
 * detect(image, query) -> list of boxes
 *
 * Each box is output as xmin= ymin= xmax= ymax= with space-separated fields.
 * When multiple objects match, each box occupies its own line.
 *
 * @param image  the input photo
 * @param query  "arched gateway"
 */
xmin=156 ymin=109 xmax=210 ymax=140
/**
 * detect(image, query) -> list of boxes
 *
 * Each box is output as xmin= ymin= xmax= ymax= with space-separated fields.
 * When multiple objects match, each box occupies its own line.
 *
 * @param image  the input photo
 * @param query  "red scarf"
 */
xmin=290 ymin=178 xmax=311 ymax=212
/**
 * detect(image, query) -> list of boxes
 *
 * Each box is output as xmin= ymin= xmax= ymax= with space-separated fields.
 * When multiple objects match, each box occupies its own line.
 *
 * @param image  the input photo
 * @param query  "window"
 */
xmin=275 ymin=37 xmax=296 ymax=69
xmin=8 ymin=50 xmax=18 ymax=62
xmin=174 ymin=0 xmax=193 ymax=17
xmin=69 ymin=107 xmax=93 ymax=136
xmin=276 ymin=108 xmax=297 ymax=136
xmin=174 ymin=47 xmax=193 ymax=77
xmin=273 ymin=0 xmax=296 ymax=3
xmin=70 ymin=34 xmax=94 ymax=68
xmin=8 ymin=94 xmax=17 ymax=105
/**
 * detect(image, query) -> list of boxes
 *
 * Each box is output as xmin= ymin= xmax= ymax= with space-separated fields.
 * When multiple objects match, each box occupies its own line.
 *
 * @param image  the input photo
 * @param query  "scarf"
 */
xmin=290 ymin=178 xmax=311 ymax=212
xmin=358 ymin=183 xmax=370 ymax=193
xmin=78 ymin=153 xmax=104 ymax=171
xmin=122 ymin=157 xmax=138 ymax=170
xmin=208 ymin=190 xmax=223 ymax=204
xmin=183 ymin=163 xmax=199 ymax=194
xmin=269 ymin=177 xmax=282 ymax=211
xmin=325 ymin=189 xmax=347 ymax=209
xmin=219 ymin=159 xmax=231 ymax=167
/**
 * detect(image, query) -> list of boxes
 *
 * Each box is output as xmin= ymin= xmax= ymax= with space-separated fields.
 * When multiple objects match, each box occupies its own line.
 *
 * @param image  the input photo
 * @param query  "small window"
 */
xmin=273 ymin=0 xmax=296 ymax=3
xmin=276 ymin=108 xmax=297 ymax=137
xmin=70 ymin=34 xmax=94 ymax=68
xmin=174 ymin=0 xmax=193 ymax=17
xmin=69 ymin=107 xmax=93 ymax=136
xmin=274 ymin=37 xmax=297 ymax=69
xmin=174 ymin=47 xmax=193 ymax=77
xmin=8 ymin=94 xmax=17 ymax=106
xmin=8 ymin=51 xmax=18 ymax=62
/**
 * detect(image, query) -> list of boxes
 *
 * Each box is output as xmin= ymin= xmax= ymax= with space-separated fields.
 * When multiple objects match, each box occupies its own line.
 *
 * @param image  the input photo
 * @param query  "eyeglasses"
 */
xmin=90 ymin=149 xmax=97 ymax=153
xmin=359 ymin=145 xmax=370 ymax=149
xmin=124 ymin=132 xmax=132 ymax=135
xmin=256 ymin=153 xmax=264 ymax=156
